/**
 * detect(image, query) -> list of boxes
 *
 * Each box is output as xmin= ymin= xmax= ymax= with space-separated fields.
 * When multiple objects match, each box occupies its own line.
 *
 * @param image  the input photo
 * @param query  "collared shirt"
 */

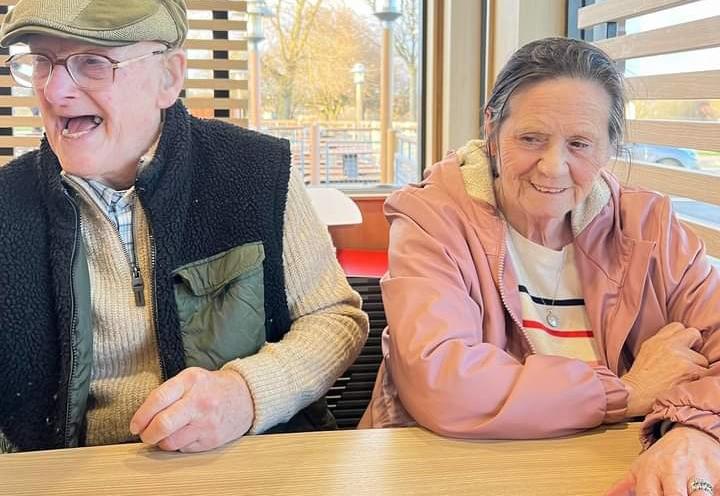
xmin=64 ymin=174 xmax=136 ymax=263
xmin=58 ymin=132 xmax=160 ymax=265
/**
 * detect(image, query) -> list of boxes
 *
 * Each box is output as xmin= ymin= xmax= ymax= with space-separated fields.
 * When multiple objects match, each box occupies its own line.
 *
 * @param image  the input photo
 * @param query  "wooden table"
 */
xmin=0 ymin=424 xmax=643 ymax=495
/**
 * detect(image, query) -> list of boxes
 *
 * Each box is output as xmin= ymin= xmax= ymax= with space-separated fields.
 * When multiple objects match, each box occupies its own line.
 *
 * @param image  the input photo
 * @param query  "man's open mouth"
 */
xmin=60 ymin=115 xmax=104 ymax=139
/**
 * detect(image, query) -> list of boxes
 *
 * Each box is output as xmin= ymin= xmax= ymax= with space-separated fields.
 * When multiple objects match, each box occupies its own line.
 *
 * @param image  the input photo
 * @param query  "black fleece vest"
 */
xmin=0 ymin=101 xmax=292 ymax=451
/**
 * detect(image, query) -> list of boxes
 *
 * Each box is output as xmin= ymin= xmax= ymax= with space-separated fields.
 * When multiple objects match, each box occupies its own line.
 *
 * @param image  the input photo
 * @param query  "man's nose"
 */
xmin=41 ymin=64 xmax=78 ymax=104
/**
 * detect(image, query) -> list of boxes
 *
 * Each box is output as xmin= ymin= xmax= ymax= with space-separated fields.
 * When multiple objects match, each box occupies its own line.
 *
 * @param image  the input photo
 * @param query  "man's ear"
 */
xmin=157 ymin=49 xmax=187 ymax=109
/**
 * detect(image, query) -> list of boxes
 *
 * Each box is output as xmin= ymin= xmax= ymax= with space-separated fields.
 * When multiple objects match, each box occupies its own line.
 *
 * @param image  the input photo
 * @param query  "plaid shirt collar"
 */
xmin=63 ymin=174 xmax=135 ymax=223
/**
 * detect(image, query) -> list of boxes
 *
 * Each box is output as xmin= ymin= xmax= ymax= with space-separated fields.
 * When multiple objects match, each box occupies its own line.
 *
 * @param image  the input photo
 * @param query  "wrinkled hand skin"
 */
xmin=621 ymin=323 xmax=709 ymax=418
xmin=130 ymin=367 xmax=255 ymax=452
xmin=607 ymin=426 xmax=720 ymax=496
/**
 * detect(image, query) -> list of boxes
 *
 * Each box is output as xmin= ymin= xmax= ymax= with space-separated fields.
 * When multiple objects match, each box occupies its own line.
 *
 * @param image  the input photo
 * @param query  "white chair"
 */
xmin=304 ymin=187 xmax=363 ymax=227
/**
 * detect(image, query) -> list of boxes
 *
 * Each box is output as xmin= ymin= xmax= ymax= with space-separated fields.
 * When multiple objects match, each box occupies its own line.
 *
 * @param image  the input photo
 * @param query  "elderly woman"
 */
xmin=360 ymin=38 xmax=719 ymax=495
xmin=0 ymin=0 xmax=367 ymax=453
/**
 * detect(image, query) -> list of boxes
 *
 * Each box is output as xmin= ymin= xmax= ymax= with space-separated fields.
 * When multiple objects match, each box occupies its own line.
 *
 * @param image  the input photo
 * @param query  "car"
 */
xmin=629 ymin=143 xmax=700 ymax=170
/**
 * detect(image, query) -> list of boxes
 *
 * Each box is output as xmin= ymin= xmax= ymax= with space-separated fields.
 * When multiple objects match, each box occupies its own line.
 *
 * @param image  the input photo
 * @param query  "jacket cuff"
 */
xmin=592 ymin=365 xmax=629 ymax=424
xmin=222 ymin=351 xmax=295 ymax=435
xmin=640 ymin=403 xmax=720 ymax=450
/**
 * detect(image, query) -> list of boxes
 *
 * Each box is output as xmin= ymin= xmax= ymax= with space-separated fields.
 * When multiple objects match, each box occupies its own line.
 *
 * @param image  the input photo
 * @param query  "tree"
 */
xmin=261 ymin=0 xmax=380 ymax=122
xmin=262 ymin=0 xmax=324 ymax=119
xmin=299 ymin=6 xmax=380 ymax=120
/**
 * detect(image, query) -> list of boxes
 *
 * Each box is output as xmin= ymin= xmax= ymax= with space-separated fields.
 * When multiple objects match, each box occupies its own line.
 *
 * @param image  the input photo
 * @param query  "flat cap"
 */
xmin=0 ymin=0 xmax=188 ymax=48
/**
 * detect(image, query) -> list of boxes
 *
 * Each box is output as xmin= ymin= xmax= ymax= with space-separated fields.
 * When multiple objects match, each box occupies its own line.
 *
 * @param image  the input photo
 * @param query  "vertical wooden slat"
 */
xmin=0 ymin=4 xmax=14 ymax=162
xmin=212 ymin=9 xmax=230 ymax=120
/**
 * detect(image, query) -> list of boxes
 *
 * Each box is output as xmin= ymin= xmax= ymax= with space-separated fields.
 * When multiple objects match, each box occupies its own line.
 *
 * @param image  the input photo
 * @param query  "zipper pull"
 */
xmin=131 ymin=265 xmax=145 ymax=307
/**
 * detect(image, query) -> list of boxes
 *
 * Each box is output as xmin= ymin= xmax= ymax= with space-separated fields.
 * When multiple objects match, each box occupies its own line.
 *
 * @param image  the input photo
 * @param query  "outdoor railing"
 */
xmin=260 ymin=123 xmax=419 ymax=187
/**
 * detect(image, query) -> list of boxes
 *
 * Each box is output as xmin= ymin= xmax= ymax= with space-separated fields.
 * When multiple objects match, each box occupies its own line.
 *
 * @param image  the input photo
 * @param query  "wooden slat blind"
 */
xmin=594 ymin=16 xmax=720 ymax=61
xmin=0 ymin=0 xmax=248 ymax=165
xmin=626 ymin=70 xmax=720 ymax=100
xmin=578 ymin=0 xmax=688 ymax=30
xmin=578 ymin=0 xmax=720 ymax=258
xmin=626 ymin=120 xmax=720 ymax=153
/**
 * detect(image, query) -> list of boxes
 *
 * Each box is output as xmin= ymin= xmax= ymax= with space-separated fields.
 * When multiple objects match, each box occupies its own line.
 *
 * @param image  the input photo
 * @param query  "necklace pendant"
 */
xmin=546 ymin=311 xmax=560 ymax=328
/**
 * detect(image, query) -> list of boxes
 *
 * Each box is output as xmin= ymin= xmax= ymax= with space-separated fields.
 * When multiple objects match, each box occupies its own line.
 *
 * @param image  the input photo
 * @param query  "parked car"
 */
xmin=629 ymin=143 xmax=700 ymax=170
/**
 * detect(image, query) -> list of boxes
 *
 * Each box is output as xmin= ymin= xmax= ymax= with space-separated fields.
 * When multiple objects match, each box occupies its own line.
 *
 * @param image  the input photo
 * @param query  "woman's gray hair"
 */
xmin=485 ymin=37 xmax=626 ymax=158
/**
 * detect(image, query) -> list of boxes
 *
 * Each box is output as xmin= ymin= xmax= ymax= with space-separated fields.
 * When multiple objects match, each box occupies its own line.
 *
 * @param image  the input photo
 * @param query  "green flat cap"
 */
xmin=0 ymin=0 xmax=188 ymax=48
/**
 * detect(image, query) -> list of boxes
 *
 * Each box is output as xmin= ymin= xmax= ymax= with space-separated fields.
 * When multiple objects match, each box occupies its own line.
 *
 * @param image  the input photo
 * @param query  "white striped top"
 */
xmin=506 ymin=225 xmax=601 ymax=364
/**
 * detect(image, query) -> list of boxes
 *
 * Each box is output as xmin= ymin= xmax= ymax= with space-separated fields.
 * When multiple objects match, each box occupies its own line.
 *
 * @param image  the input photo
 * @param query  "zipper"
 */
xmin=145 ymin=211 xmax=168 ymax=381
xmin=131 ymin=196 xmax=167 ymax=379
xmin=497 ymin=220 xmax=536 ymax=355
xmin=64 ymin=176 xmax=145 ymax=307
xmin=62 ymin=190 xmax=80 ymax=447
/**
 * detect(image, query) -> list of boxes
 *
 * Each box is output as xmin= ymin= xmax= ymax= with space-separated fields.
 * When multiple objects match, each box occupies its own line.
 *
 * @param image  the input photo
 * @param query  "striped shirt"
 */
xmin=63 ymin=174 xmax=136 ymax=263
xmin=506 ymin=225 xmax=601 ymax=363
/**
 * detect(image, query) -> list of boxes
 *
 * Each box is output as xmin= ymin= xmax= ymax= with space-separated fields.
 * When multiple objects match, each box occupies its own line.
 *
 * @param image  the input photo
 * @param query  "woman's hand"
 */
xmin=621 ymin=323 xmax=708 ymax=417
xmin=608 ymin=425 xmax=720 ymax=495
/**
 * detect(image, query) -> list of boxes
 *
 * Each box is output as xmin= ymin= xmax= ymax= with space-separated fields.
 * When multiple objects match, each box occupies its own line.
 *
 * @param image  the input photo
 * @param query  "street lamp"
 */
xmin=374 ymin=0 xmax=402 ymax=184
xmin=351 ymin=63 xmax=366 ymax=129
xmin=247 ymin=0 xmax=271 ymax=129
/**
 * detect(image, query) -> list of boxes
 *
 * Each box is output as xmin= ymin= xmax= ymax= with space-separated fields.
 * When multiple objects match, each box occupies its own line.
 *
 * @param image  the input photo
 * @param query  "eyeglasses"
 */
xmin=4 ymin=50 xmax=167 ymax=91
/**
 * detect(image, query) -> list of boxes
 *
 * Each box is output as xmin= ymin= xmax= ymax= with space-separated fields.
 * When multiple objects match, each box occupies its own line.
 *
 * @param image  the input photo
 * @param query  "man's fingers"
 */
xmin=157 ymin=423 xmax=202 ymax=452
xmin=130 ymin=375 xmax=187 ymax=435
xmin=179 ymin=435 xmax=222 ymax=454
xmin=137 ymin=396 xmax=196 ymax=446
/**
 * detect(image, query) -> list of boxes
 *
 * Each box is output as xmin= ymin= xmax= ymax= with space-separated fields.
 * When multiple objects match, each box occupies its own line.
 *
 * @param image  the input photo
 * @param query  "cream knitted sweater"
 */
xmin=66 ymin=168 xmax=368 ymax=445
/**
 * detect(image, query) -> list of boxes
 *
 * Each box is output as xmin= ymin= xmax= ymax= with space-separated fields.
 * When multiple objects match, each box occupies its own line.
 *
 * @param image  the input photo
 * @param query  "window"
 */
xmin=570 ymin=0 xmax=720 ymax=262
xmin=250 ymin=0 xmax=424 ymax=189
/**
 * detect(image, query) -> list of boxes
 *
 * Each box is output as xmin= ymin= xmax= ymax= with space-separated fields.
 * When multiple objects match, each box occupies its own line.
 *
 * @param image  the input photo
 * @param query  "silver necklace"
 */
xmin=545 ymin=248 xmax=568 ymax=328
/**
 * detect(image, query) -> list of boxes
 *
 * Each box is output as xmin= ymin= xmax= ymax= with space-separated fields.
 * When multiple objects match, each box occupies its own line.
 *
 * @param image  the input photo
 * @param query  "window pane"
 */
xmin=672 ymin=198 xmax=720 ymax=228
xmin=254 ymin=0 xmax=423 ymax=188
xmin=624 ymin=0 xmax=719 ymax=34
xmin=619 ymin=0 xmax=720 ymax=230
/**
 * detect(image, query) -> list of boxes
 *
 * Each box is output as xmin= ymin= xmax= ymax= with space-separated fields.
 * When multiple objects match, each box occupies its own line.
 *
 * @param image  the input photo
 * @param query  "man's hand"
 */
xmin=130 ymin=367 xmax=254 ymax=452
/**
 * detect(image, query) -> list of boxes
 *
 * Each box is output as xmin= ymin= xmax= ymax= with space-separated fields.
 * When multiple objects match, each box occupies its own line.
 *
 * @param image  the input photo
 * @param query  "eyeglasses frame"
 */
xmin=4 ymin=49 xmax=168 ymax=90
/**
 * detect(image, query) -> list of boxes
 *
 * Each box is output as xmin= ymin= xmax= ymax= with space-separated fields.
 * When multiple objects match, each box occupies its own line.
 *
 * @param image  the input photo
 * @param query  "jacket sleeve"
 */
xmin=383 ymin=190 xmax=627 ymax=439
xmin=640 ymin=197 xmax=720 ymax=447
xmin=223 ymin=168 xmax=369 ymax=433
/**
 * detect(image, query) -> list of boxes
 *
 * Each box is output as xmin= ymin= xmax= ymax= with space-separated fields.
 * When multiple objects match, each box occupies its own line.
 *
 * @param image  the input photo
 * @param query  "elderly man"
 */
xmin=0 ymin=0 xmax=367 ymax=453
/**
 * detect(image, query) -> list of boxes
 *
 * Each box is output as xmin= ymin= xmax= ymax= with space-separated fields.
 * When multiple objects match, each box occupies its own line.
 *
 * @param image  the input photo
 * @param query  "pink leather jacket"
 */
xmin=359 ymin=150 xmax=720 ymax=446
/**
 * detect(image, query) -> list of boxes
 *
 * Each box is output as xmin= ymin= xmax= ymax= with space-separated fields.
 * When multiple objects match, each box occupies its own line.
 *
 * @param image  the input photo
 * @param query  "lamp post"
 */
xmin=247 ymin=0 xmax=271 ymax=129
xmin=374 ymin=1 xmax=402 ymax=185
xmin=351 ymin=63 xmax=366 ymax=130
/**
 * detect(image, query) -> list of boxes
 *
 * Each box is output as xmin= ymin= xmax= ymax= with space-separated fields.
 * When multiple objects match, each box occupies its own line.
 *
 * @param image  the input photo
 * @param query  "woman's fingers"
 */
xmin=687 ymin=473 xmax=715 ymax=496
xmin=672 ymin=327 xmax=703 ymax=352
xmin=635 ymin=470 xmax=663 ymax=496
